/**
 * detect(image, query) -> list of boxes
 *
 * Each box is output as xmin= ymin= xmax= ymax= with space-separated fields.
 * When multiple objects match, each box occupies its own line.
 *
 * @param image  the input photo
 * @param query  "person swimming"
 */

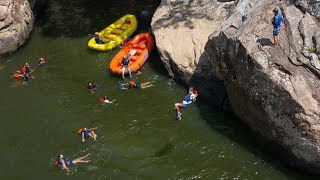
xmin=174 ymin=87 xmax=198 ymax=120
xmin=55 ymin=154 xmax=90 ymax=173
xmin=77 ymin=127 xmax=98 ymax=142
xmin=87 ymin=82 xmax=97 ymax=91
xmin=99 ymin=96 xmax=116 ymax=104
xmin=119 ymin=80 xmax=153 ymax=89
xmin=38 ymin=57 xmax=46 ymax=66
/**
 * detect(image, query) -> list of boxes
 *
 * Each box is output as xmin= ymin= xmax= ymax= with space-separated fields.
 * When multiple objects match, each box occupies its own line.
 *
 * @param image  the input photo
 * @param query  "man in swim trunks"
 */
xmin=272 ymin=8 xmax=283 ymax=47
xmin=87 ymin=82 xmax=97 ymax=91
xmin=56 ymin=154 xmax=90 ymax=173
xmin=80 ymin=127 xmax=98 ymax=142
xmin=174 ymin=87 xmax=198 ymax=120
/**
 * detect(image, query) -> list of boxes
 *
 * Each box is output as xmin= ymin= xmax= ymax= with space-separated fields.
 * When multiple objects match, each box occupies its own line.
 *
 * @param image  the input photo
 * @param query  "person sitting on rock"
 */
xmin=272 ymin=8 xmax=283 ymax=47
xmin=174 ymin=87 xmax=198 ymax=120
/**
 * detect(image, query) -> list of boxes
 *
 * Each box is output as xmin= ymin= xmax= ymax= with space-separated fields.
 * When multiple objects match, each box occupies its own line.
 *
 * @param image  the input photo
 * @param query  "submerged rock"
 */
xmin=0 ymin=0 xmax=34 ymax=56
xmin=152 ymin=0 xmax=320 ymax=174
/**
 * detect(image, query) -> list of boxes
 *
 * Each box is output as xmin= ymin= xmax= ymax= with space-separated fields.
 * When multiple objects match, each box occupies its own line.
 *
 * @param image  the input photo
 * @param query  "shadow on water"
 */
xmin=36 ymin=0 xmax=161 ymax=38
xmin=197 ymin=102 xmax=315 ymax=179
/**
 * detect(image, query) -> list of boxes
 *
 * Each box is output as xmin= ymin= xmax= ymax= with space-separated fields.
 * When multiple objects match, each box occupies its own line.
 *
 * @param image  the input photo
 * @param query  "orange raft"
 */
xmin=109 ymin=33 xmax=154 ymax=75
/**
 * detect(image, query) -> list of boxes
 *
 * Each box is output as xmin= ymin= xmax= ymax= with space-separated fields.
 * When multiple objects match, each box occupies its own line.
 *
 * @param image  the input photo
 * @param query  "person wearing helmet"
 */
xmin=272 ymin=8 xmax=283 ymax=47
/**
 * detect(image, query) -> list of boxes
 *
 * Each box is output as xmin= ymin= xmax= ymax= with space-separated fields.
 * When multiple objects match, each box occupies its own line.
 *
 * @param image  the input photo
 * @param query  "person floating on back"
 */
xmin=121 ymin=55 xmax=132 ymax=79
xmin=38 ymin=57 xmax=46 ymax=66
xmin=94 ymin=32 xmax=105 ymax=44
xmin=77 ymin=127 xmax=98 ymax=142
xmin=174 ymin=87 xmax=198 ymax=120
xmin=87 ymin=82 xmax=97 ymax=92
xmin=55 ymin=154 xmax=90 ymax=173
xmin=119 ymin=80 xmax=153 ymax=89
xmin=272 ymin=8 xmax=283 ymax=47
xmin=99 ymin=96 xmax=116 ymax=104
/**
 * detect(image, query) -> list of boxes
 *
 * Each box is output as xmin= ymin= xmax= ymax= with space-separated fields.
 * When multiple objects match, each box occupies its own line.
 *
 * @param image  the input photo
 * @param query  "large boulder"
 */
xmin=152 ymin=0 xmax=320 ymax=174
xmin=0 ymin=0 xmax=34 ymax=56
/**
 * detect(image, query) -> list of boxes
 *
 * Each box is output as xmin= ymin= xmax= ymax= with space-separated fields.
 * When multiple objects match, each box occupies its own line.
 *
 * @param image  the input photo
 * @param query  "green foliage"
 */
xmin=309 ymin=44 xmax=317 ymax=53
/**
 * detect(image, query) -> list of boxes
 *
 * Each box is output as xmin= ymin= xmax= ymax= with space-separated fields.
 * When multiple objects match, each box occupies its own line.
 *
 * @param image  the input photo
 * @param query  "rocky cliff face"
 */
xmin=0 ymin=0 xmax=34 ymax=56
xmin=152 ymin=0 xmax=320 ymax=174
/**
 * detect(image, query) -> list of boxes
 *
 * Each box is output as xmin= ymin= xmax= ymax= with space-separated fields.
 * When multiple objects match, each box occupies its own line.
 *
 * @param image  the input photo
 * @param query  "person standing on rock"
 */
xmin=272 ymin=8 xmax=283 ymax=47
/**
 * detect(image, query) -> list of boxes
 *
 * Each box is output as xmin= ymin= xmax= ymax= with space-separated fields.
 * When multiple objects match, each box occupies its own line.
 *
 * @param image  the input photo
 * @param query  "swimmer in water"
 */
xmin=87 ymin=82 xmax=97 ymax=92
xmin=38 ymin=57 xmax=47 ymax=66
xmin=99 ymin=96 xmax=116 ymax=104
xmin=119 ymin=80 xmax=153 ymax=89
xmin=55 ymin=154 xmax=90 ymax=173
xmin=78 ymin=127 xmax=98 ymax=142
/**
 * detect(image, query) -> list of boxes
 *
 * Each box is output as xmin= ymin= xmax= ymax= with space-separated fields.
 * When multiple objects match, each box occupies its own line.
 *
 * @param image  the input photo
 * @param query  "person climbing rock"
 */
xmin=174 ymin=87 xmax=198 ymax=120
xmin=272 ymin=8 xmax=283 ymax=47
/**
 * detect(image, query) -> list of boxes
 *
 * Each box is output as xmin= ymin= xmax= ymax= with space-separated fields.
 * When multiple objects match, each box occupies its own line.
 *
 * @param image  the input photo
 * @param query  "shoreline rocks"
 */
xmin=152 ymin=0 xmax=320 ymax=174
xmin=0 ymin=0 xmax=34 ymax=57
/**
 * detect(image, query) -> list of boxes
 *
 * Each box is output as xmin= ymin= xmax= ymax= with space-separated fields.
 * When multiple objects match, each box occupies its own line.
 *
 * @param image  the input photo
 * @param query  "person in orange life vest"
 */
xmin=99 ymin=96 xmax=116 ymax=104
xmin=38 ymin=57 xmax=46 ymax=66
xmin=121 ymin=55 xmax=132 ymax=79
xmin=21 ymin=63 xmax=31 ymax=74
xmin=174 ymin=87 xmax=198 ymax=120
xmin=78 ymin=127 xmax=97 ymax=142
xmin=55 ymin=154 xmax=90 ymax=173
xmin=87 ymin=82 xmax=97 ymax=91
xmin=13 ymin=70 xmax=22 ymax=78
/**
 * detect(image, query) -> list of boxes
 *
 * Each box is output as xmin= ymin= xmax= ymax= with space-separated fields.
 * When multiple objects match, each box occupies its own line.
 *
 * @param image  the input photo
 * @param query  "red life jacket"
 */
xmin=13 ymin=73 xmax=21 ymax=78
xmin=99 ymin=97 xmax=105 ymax=103
xmin=77 ymin=128 xmax=83 ymax=134
xmin=21 ymin=66 xmax=27 ymax=73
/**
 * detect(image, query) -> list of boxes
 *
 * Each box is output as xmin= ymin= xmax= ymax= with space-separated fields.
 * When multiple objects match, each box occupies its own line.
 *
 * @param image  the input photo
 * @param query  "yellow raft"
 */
xmin=88 ymin=14 xmax=137 ymax=51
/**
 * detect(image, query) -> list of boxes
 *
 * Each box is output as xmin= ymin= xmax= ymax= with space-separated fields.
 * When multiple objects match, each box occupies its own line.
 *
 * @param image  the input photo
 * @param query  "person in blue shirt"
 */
xmin=78 ymin=127 xmax=97 ymax=142
xmin=174 ymin=87 xmax=198 ymax=120
xmin=94 ymin=32 xmax=105 ymax=44
xmin=272 ymin=8 xmax=283 ymax=47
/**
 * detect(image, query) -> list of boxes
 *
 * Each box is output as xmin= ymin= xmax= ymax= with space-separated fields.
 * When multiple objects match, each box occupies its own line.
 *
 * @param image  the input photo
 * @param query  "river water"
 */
xmin=0 ymin=0 xmax=310 ymax=179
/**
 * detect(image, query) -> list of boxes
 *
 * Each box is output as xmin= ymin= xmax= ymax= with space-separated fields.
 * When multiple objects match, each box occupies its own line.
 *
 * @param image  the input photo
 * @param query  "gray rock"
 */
xmin=152 ymin=0 xmax=320 ymax=174
xmin=0 ymin=0 xmax=34 ymax=56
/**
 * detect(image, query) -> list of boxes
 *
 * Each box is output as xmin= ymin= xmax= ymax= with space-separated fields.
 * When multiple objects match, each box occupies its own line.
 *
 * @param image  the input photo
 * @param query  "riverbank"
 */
xmin=151 ymin=0 xmax=320 ymax=174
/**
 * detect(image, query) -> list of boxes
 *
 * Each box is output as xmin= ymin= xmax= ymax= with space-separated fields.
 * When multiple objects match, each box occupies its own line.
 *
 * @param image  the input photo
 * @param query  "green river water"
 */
xmin=0 ymin=0 xmax=311 ymax=179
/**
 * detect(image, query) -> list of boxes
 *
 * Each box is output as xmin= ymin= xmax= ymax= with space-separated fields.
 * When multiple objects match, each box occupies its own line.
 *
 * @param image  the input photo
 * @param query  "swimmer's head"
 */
xmin=95 ymin=32 xmax=99 ymax=36
xmin=58 ymin=154 xmax=64 ymax=159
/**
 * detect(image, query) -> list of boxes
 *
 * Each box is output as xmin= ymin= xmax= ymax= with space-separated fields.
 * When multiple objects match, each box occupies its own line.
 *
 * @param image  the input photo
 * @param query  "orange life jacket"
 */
xmin=129 ymin=81 xmax=136 ymax=86
xmin=99 ymin=97 xmax=105 ymax=103
xmin=77 ymin=128 xmax=83 ymax=134
xmin=13 ymin=73 xmax=21 ymax=78
xmin=21 ymin=66 xmax=27 ymax=73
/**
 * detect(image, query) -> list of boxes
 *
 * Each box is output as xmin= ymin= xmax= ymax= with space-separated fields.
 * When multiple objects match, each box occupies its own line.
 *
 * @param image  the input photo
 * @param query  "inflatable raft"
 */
xmin=109 ymin=33 xmax=154 ymax=74
xmin=88 ymin=14 xmax=137 ymax=51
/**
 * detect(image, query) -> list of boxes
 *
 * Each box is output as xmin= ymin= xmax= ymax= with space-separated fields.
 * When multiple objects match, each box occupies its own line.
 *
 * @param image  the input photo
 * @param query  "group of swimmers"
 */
xmin=12 ymin=58 xmax=47 ymax=85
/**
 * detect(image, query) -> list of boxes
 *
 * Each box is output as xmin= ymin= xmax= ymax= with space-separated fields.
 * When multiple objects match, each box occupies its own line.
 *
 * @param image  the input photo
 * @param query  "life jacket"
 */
xmin=77 ymin=128 xmax=83 ymax=134
xmin=193 ymin=90 xmax=198 ymax=95
xmin=55 ymin=159 xmax=70 ymax=167
xmin=125 ymin=19 xmax=131 ymax=24
xmin=13 ymin=73 xmax=21 ymax=78
xmin=99 ymin=97 xmax=105 ymax=103
xmin=21 ymin=66 xmax=27 ymax=73
xmin=129 ymin=81 xmax=136 ymax=86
